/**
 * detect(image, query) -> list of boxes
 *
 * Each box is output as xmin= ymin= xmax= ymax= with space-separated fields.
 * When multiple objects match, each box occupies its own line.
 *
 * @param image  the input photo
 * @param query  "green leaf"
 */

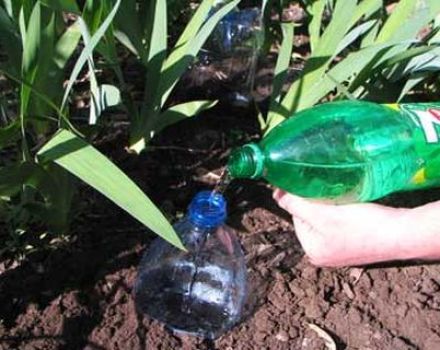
xmin=0 ymin=162 xmax=41 ymax=197
xmin=0 ymin=5 xmax=22 ymax=76
xmin=129 ymin=0 xmax=239 ymax=153
xmin=271 ymin=22 xmax=294 ymax=105
xmin=376 ymin=0 xmax=440 ymax=44
xmin=90 ymin=84 xmax=122 ymax=123
xmin=34 ymin=162 xmax=76 ymax=232
xmin=350 ymin=0 xmax=382 ymax=27
xmin=143 ymin=0 xmax=168 ymax=110
xmin=432 ymin=15 xmax=440 ymax=43
xmin=0 ymin=68 xmax=79 ymax=134
xmin=81 ymin=0 xmax=124 ymax=111
xmin=82 ymin=0 xmax=119 ymax=67
xmin=22 ymin=1 xmax=41 ymax=75
xmin=398 ymin=75 xmax=426 ymax=101
xmin=326 ymin=72 xmax=356 ymax=100
xmin=335 ymin=20 xmax=377 ymax=57
xmin=97 ymin=84 xmax=121 ymax=110
xmin=361 ymin=18 xmax=381 ymax=48
xmin=282 ymin=0 xmax=358 ymax=113
xmin=0 ymin=119 xmax=20 ymax=148
xmin=40 ymin=0 xmax=80 ymax=13
xmin=156 ymin=100 xmax=217 ymax=135
xmin=375 ymin=0 xmax=415 ymax=43
xmin=20 ymin=1 xmax=41 ymax=145
xmin=293 ymin=42 xmax=397 ymax=111
xmin=381 ymin=46 xmax=436 ymax=69
xmin=308 ymin=0 xmax=326 ymax=52
xmin=313 ymin=0 xmax=357 ymax=58
xmin=0 ymin=161 xmax=75 ymax=232
xmin=264 ymin=22 xmax=295 ymax=133
xmin=175 ymin=0 xmax=214 ymax=49
xmin=29 ymin=9 xmax=58 ymax=127
xmin=37 ymin=129 xmax=184 ymax=250
xmin=61 ymin=0 xmax=121 ymax=112
xmin=114 ymin=0 xmax=145 ymax=60
xmin=2 ymin=0 xmax=13 ymax=17
xmin=77 ymin=16 xmax=100 ymax=125
xmin=53 ymin=20 xmax=82 ymax=69
xmin=146 ymin=0 xmax=168 ymax=63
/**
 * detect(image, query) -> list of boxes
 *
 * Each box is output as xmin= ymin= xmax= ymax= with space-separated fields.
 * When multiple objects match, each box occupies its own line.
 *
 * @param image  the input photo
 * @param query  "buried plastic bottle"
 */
xmin=188 ymin=4 xmax=263 ymax=107
xmin=134 ymin=191 xmax=247 ymax=339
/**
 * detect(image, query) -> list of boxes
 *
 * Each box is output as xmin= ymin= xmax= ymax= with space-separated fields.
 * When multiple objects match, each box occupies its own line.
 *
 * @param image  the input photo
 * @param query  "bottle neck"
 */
xmin=188 ymin=191 xmax=226 ymax=229
xmin=227 ymin=143 xmax=264 ymax=179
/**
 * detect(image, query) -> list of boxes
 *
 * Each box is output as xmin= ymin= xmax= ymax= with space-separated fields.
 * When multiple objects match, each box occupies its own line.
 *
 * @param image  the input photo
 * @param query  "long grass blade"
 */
xmin=271 ymin=22 xmax=294 ymax=106
xmin=264 ymin=22 xmax=295 ymax=133
xmin=147 ymin=0 xmax=167 ymax=63
xmin=37 ymin=129 xmax=185 ymax=250
xmin=22 ymin=1 xmax=40 ymax=76
xmin=308 ymin=0 xmax=326 ymax=52
xmin=61 ymin=0 xmax=121 ymax=112
xmin=175 ymin=0 xmax=214 ymax=48
xmin=335 ymin=20 xmax=377 ymax=57
xmin=376 ymin=0 xmax=440 ymax=44
xmin=114 ymin=0 xmax=145 ymax=60
xmin=0 ymin=6 xmax=22 ymax=76
xmin=350 ymin=0 xmax=382 ymax=28
xmin=156 ymin=100 xmax=217 ymax=134
xmin=1 ymin=68 xmax=81 ymax=135
xmin=77 ymin=17 xmax=100 ymax=124
xmin=40 ymin=0 xmax=80 ymax=13
xmin=53 ymin=20 xmax=82 ymax=69
xmin=398 ymin=76 xmax=426 ymax=101
xmin=282 ymin=0 xmax=357 ymax=113
xmin=142 ymin=0 xmax=168 ymax=111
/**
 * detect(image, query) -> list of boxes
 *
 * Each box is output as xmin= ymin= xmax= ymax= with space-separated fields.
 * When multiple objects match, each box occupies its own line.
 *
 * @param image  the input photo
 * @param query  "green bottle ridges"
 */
xmin=227 ymin=100 xmax=440 ymax=203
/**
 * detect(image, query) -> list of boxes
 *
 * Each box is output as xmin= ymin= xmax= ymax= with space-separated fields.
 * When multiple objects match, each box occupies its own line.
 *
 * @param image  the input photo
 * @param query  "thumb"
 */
xmin=273 ymin=189 xmax=337 ymax=223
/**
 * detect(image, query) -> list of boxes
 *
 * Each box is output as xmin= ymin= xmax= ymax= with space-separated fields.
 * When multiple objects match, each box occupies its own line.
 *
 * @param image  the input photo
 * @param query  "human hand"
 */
xmin=273 ymin=189 xmax=440 ymax=267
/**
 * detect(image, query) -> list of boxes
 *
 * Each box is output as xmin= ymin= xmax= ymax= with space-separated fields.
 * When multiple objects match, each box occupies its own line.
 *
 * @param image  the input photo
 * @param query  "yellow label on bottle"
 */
xmin=385 ymin=103 xmax=401 ymax=111
xmin=412 ymin=168 xmax=426 ymax=184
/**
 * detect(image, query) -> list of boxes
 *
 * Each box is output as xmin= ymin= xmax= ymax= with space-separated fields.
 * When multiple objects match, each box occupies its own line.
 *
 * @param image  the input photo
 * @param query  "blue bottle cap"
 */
xmin=188 ymin=191 xmax=227 ymax=228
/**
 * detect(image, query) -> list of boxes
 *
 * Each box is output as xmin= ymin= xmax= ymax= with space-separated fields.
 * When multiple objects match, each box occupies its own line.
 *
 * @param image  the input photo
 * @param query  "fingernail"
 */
xmin=273 ymin=189 xmax=285 ymax=201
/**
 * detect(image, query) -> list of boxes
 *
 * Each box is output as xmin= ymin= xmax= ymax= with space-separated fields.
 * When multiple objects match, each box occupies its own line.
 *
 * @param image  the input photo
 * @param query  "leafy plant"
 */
xmin=0 ymin=0 xmax=82 ymax=239
xmin=261 ymin=0 xmax=440 ymax=133
xmin=82 ymin=0 xmax=240 ymax=153
xmin=0 ymin=0 xmax=184 ymax=251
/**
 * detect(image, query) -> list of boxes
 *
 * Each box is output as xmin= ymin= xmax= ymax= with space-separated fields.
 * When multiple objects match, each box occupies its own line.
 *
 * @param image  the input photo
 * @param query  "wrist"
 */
xmin=396 ymin=202 xmax=440 ymax=261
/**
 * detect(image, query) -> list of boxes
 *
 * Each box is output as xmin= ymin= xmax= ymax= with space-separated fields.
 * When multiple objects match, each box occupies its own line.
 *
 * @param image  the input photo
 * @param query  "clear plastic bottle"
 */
xmin=187 ymin=3 xmax=263 ymax=107
xmin=134 ymin=191 xmax=247 ymax=339
xmin=227 ymin=100 xmax=440 ymax=203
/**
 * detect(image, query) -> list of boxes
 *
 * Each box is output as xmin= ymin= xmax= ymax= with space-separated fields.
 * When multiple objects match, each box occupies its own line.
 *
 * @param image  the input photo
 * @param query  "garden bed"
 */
xmin=1 ymin=105 xmax=440 ymax=350
xmin=2 ymin=1 xmax=440 ymax=348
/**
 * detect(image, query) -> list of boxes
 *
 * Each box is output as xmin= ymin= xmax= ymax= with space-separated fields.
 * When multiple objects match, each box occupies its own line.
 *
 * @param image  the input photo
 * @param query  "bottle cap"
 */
xmin=189 ymin=191 xmax=227 ymax=228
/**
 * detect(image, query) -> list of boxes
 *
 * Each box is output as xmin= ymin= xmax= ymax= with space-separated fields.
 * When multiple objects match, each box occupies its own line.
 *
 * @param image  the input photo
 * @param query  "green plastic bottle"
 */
xmin=227 ymin=100 xmax=440 ymax=203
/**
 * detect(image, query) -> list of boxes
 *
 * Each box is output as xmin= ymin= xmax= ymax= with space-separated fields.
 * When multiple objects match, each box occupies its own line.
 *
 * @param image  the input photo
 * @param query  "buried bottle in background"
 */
xmin=184 ymin=3 xmax=263 ymax=107
xmin=134 ymin=191 xmax=247 ymax=339
xmin=227 ymin=100 xmax=440 ymax=203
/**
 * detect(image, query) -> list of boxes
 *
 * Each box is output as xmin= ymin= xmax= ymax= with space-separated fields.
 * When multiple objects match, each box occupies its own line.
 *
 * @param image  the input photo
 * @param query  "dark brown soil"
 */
xmin=1 ymin=106 xmax=440 ymax=350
